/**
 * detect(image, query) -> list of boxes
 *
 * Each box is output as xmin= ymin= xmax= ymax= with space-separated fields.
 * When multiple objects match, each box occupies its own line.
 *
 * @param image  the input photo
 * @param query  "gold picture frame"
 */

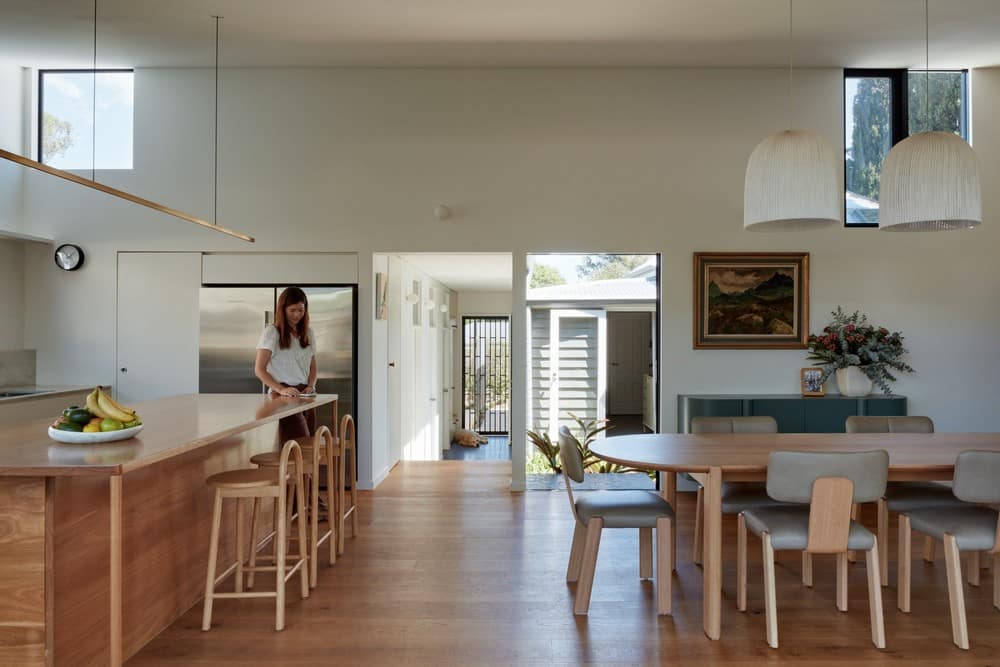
xmin=693 ymin=252 xmax=809 ymax=349
xmin=801 ymin=367 xmax=825 ymax=397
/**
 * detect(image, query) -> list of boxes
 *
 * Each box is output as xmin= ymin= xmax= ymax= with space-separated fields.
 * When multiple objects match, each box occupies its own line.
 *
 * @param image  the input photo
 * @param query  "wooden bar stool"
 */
xmin=250 ymin=426 xmax=340 ymax=587
xmin=202 ymin=439 xmax=309 ymax=632
xmin=339 ymin=414 xmax=359 ymax=555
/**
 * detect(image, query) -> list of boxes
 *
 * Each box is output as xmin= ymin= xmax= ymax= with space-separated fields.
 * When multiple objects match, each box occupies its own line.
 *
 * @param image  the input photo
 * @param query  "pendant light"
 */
xmin=744 ymin=0 xmax=840 ymax=231
xmin=879 ymin=0 xmax=981 ymax=231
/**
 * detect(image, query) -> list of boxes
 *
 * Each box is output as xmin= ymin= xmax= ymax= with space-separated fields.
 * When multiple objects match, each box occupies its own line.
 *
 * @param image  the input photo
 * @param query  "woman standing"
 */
xmin=255 ymin=286 xmax=317 ymax=440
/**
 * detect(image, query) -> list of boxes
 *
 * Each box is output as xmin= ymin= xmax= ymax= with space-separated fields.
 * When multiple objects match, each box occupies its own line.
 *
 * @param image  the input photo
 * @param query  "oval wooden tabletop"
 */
xmin=0 ymin=393 xmax=337 ymax=477
xmin=589 ymin=432 xmax=1000 ymax=475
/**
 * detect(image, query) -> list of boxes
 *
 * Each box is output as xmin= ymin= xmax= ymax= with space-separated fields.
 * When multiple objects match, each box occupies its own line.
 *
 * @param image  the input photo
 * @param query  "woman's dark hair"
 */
xmin=274 ymin=287 xmax=310 ymax=350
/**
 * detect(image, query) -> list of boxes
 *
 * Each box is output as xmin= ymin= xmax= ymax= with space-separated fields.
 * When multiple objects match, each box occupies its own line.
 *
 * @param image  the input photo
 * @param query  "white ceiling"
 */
xmin=400 ymin=253 xmax=512 ymax=292
xmin=2 ymin=1 xmax=1000 ymax=69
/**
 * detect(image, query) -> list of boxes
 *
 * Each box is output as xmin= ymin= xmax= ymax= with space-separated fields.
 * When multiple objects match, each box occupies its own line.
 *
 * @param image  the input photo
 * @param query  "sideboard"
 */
xmin=677 ymin=393 xmax=907 ymax=433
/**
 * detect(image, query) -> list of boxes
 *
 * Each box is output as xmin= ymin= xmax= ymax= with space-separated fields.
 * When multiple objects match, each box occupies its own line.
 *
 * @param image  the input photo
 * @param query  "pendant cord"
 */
xmin=213 ymin=16 xmax=221 ymax=226
xmin=788 ymin=0 xmax=793 ymax=129
xmin=92 ymin=0 xmax=97 ymax=182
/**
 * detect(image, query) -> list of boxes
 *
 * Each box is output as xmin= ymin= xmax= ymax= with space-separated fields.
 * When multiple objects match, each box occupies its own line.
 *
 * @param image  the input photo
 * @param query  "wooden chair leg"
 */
xmin=248 ymin=498 xmax=260 ymax=589
xmin=762 ymin=533 xmax=778 ymax=649
xmin=290 ymin=473 xmax=309 ymax=601
xmin=325 ymin=454 xmax=337 ymax=566
xmin=898 ymin=514 xmax=911 ymax=612
xmin=847 ymin=504 xmax=860 ymax=562
xmin=566 ymin=522 xmax=586 ymax=582
xmin=235 ymin=498 xmax=245 ymax=593
xmin=201 ymin=490 xmax=223 ymax=631
xmin=310 ymin=467 xmax=320 ymax=588
xmin=574 ymin=518 xmax=603 ymax=615
xmin=656 ymin=516 xmax=672 ymax=615
xmin=693 ymin=486 xmax=704 ymax=565
xmin=866 ymin=539 xmax=886 ymax=649
xmin=276 ymin=483 xmax=287 ymax=632
xmin=943 ymin=533 xmax=969 ymax=650
xmin=836 ymin=553 xmax=849 ymax=612
xmin=993 ymin=553 xmax=1000 ymax=611
xmin=923 ymin=535 xmax=936 ymax=563
xmin=968 ymin=551 xmax=981 ymax=587
xmin=737 ymin=513 xmax=747 ymax=611
xmin=802 ymin=551 xmax=813 ymax=588
xmin=639 ymin=527 xmax=653 ymax=579
xmin=877 ymin=498 xmax=889 ymax=585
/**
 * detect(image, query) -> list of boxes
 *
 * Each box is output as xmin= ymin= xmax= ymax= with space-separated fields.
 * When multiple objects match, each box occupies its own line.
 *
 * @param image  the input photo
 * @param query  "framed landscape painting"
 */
xmin=693 ymin=252 xmax=809 ymax=349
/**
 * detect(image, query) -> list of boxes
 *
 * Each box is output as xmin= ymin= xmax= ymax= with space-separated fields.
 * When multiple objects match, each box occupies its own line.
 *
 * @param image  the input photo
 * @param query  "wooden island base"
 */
xmin=0 ymin=393 xmax=337 ymax=666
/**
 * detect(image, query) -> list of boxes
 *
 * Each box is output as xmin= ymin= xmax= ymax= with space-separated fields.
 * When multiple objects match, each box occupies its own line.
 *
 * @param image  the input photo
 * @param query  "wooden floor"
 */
xmin=129 ymin=462 xmax=999 ymax=665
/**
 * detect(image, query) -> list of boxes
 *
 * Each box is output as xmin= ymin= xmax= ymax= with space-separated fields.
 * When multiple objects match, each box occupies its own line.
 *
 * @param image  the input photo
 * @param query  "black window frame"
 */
xmin=843 ymin=67 xmax=968 ymax=228
xmin=37 ymin=68 xmax=135 ymax=169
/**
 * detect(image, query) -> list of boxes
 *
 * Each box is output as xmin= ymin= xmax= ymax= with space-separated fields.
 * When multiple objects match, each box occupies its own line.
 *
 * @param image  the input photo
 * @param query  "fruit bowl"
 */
xmin=47 ymin=423 xmax=143 ymax=444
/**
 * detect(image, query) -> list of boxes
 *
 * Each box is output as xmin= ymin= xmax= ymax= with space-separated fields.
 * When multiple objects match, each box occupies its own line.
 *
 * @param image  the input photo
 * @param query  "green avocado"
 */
xmin=66 ymin=408 xmax=94 ymax=425
xmin=55 ymin=421 xmax=83 ymax=432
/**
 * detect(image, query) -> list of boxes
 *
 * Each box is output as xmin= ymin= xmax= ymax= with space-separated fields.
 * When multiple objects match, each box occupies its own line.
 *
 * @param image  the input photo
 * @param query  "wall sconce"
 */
xmin=426 ymin=299 xmax=437 ymax=311
xmin=405 ymin=292 xmax=420 ymax=304
xmin=439 ymin=303 xmax=449 ymax=313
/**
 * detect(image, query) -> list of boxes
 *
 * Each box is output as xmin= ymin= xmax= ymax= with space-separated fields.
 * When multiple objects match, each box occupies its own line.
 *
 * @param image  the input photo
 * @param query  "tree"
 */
xmin=576 ymin=254 xmax=647 ymax=281
xmin=846 ymin=78 xmax=891 ymax=201
xmin=42 ymin=112 xmax=74 ymax=162
xmin=908 ymin=71 xmax=964 ymax=135
xmin=529 ymin=264 xmax=566 ymax=288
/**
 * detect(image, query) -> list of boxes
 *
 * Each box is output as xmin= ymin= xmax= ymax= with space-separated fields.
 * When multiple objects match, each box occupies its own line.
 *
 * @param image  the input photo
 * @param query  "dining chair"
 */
xmin=690 ymin=416 xmax=783 ymax=565
xmin=558 ymin=426 xmax=674 ymax=615
xmin=846 ymin=416 xmax=967 ymax=582
xmin=897 ymin=450 xmax=1000 ymax=650
xmin=737 ymin=450 xmax=889 ymax=649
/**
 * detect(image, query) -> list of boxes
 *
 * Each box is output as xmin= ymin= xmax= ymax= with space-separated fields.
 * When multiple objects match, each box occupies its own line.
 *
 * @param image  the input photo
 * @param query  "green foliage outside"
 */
xmin=847 ymin=72 xmax=964 ymax=203
xmin=42 ymin=112 xmax=74 ymax=161
xmin=529 ymin=264 xmax=566 ymax=288
xmin=527 ymin=413 xmax=651 ymax=476
xmin=575 ymin=254 xmax=648 ymax=281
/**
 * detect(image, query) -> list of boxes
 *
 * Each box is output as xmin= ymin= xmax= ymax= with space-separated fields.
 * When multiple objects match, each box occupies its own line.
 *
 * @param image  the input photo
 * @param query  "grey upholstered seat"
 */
xmin=744 ymin=506 xmax=876 ymax=551
xmin=906 ymin=506 xmax=999 ymax=551
xmin=557 ymin=426 xmax=674 ymax=615
xmin=738 ymin=450 xmax=889 ymax=649
xmin=897 ymin=450 xmax=1000 ymax=649
xmin=575 ymin=490 xmax=674 ymax=528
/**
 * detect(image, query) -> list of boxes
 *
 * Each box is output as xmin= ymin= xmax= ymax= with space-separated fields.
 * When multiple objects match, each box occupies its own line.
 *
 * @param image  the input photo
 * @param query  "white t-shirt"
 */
xmin=256 ymin=325 xmax=315 ymax=386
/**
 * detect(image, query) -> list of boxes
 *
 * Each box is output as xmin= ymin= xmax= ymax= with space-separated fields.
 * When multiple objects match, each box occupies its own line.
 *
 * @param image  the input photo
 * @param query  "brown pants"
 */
xmin=277 ymin=383 xmax=316 ymax=442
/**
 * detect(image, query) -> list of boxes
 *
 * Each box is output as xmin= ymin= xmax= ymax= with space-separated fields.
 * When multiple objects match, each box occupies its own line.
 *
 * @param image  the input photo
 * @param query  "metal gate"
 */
xmin=462 ymin=316 xmax=510 ymax=434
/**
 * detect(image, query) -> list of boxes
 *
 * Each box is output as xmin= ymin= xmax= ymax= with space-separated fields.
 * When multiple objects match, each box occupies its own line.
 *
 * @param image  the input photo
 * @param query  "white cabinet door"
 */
xmin=116 ymin=252 xmax=201 ymax=403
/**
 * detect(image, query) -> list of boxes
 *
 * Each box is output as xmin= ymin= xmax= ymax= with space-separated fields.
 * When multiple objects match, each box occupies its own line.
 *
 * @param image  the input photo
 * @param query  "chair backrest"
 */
xmin=558 ymin=426 xmax=585 ymax=483
xmin=766 ymin=450 xmax=889 ymax=504
xmin=953 ymin=450 xmax=1000 ymax=504
xmin=845 ymin=415 xmax=934 ymax=434
xmin=340 ymin=414 xmax=356 ymax=483
xmin=690 ymin=416 xmax=778 ymax=434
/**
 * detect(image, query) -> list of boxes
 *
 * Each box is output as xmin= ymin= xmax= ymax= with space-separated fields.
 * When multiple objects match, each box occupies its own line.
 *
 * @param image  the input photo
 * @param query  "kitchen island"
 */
xmin=0 ymin=393 xmax=338 ymax=666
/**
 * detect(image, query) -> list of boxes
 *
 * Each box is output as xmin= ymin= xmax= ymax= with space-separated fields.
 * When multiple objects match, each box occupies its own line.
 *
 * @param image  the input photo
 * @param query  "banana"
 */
xmin=99 ymin=388 xmax=136 ymax=417
xmin=97 ymin=391 xmax=133 ymax=423
xmin=86 ymin=389 xmax=111 ymax=420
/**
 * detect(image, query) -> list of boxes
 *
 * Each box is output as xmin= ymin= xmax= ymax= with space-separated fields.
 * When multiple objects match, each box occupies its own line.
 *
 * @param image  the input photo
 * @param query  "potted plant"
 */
xmin=805 ymin=307 xmax=914 ymax=396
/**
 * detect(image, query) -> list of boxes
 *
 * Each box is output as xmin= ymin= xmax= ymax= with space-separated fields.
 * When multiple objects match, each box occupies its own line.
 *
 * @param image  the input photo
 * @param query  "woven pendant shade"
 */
xmin=744 ymin=129 xmax=841 ymax=231
xmin=879 ymin=131 xmax=981 ymax=232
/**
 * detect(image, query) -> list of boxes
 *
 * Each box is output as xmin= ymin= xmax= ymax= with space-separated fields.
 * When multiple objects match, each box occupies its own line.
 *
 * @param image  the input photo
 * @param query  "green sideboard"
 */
xmin=677 ymin=393 xmax=907 ymax=433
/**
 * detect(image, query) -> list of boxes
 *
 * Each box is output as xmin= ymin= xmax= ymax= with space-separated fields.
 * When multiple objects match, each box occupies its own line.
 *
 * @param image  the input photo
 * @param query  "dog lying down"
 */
xmin=453 ymin=428 xmax=488 ymax=447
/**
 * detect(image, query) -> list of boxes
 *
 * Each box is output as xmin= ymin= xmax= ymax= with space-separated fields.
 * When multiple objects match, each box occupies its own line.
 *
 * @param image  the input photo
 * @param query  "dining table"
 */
xmin=588 ymin=431 xmax=1000 ymax=640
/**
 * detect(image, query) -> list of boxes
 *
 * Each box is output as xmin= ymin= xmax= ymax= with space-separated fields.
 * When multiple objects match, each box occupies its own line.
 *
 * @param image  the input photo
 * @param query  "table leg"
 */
xmin=110 ymin=474 xmax=123 ymax=667
xmin=661 ymin=472 xmax=677 ymax=572
xmin=702 ymin=466 xmax=722 ymax=640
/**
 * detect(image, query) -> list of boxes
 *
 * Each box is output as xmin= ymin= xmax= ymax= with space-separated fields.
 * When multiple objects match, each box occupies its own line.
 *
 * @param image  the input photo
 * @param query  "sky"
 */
xmin=528 ymin=253 xmax=655 ymax=284
xmin=42 ymin=71 xmax=133 ymax=170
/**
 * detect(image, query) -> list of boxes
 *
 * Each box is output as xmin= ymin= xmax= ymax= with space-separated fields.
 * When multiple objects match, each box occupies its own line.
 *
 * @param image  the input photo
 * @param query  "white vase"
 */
xmin=836 ymin=366 xmax=873 ymax=397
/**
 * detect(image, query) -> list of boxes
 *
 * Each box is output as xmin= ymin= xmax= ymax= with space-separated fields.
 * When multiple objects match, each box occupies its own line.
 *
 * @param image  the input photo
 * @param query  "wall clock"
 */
xmin=54 ymin=243 xmax=85 ymax=271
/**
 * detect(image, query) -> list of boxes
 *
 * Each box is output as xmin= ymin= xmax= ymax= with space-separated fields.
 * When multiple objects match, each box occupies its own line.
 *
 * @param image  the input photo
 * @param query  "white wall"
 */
xmin=0 ymin=239 xmax=25 ymax=349
xmin=0 ymin=65 xmax=24 ymax=234
xmin=15 ymin=66 xmax=1000 ymax=491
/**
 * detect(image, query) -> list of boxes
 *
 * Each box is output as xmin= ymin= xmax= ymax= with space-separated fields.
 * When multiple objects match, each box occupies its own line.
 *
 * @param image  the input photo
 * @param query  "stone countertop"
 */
xmin=0 ymin=385 xmax=101 ymax=404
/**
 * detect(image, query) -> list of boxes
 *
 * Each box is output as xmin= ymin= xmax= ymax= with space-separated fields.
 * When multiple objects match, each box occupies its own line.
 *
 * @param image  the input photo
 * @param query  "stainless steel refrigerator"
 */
xmin=198 ymin=285 xmax=356 ymax=433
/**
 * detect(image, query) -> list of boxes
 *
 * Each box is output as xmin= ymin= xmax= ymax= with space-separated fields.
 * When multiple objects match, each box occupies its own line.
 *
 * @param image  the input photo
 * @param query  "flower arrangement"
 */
xmin=805 ymin=307 xmax=914 ymax=395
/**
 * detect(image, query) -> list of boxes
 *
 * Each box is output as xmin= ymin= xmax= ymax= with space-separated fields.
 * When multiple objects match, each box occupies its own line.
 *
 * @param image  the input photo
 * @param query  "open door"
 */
xmin=548 ymin=309 xmax=606 ymax=441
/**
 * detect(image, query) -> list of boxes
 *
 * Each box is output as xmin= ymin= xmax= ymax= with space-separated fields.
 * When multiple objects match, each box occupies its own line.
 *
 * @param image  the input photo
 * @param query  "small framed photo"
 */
xmin=800 ymin=367 xmax=825 ymax=397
